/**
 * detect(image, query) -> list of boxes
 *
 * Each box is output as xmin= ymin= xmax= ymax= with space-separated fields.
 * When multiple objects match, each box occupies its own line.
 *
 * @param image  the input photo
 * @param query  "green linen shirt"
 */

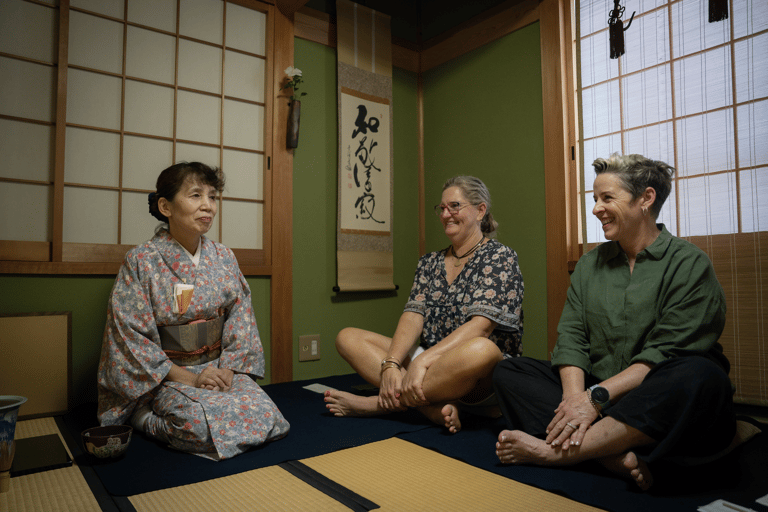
xmin=551 ymin=225 xmax=728 ymax=381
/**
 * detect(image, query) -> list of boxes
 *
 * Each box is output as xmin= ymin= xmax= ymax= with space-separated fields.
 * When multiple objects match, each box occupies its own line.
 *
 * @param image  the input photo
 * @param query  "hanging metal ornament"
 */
xmin=709 ymin=0 xmax=728 ymax=22
xmin=608 ymin=0 xmax=635 ymax=59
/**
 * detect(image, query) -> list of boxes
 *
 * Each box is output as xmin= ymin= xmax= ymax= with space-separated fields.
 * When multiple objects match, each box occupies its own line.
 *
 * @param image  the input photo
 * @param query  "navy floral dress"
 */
xmin=404 ymin=239 xmax=524 ymax=357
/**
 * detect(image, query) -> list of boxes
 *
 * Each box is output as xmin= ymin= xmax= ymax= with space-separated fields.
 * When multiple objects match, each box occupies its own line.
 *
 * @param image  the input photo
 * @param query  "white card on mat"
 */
xmin=303 ymin=383 xmax=335 ymax=393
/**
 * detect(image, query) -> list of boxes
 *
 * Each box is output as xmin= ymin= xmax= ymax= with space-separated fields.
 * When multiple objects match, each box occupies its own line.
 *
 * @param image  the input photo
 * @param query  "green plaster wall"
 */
xmin=291 ymin=38 xmax=421 ymax=381
xmin=0 ymin=275 xmax=271 ymax=405
xmin=421 ymin=23 xmax=548 ymax=359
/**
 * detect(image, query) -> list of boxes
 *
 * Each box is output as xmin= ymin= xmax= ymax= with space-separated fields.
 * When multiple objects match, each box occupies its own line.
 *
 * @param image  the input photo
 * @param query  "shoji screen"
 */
xmin=0 ymin=0 xmax=270 ymax=269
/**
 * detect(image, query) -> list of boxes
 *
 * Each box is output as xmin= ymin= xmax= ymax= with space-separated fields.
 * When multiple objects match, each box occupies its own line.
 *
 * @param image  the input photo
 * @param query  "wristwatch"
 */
xmin=588 ymin=384 xmax=611 ymax=415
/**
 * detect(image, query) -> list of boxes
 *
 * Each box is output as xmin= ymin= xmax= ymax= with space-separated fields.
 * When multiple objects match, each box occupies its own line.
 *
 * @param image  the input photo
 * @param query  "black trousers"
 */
xmin=492 ymin=356 xmax=736 ymax=463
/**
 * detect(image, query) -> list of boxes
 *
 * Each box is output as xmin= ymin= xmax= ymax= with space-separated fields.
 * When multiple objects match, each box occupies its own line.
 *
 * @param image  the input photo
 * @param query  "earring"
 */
xmin=642 ymin=206 xmax=648 ymax=216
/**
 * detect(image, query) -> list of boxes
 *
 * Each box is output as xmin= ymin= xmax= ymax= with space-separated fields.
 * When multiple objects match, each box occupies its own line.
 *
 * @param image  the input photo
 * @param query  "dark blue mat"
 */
xmin=397 ymin=414 xmax=768 ymax=512
xmin=63 ymin=374 xmax=768 ymax=512
xmin=63 ymin=374 xmax=433 ymax=496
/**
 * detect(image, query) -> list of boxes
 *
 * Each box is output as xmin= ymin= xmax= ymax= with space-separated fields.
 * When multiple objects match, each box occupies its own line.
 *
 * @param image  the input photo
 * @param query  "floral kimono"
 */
xmin=97 ymin=228 xmax=289 ymax=459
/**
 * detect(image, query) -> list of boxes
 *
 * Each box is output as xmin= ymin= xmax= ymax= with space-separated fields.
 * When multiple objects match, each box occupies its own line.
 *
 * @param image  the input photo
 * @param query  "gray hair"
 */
xmin=592 ymin=153 xmax=674 ymax=218
xmin=442 ymin=175 xmax=498 ymax=237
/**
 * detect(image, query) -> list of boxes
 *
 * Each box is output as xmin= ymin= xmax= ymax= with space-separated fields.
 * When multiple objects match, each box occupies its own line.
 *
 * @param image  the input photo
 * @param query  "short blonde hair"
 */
xmin=593 ymin=153 xmax=674 ymax=218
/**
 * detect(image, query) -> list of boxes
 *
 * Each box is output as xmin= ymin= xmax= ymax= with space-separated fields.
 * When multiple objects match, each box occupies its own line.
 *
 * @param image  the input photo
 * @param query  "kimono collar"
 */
xmin=151 ymin=228 xmax=206 ymax=284
xmin=605 ymin=224 xmax=672 ymax=262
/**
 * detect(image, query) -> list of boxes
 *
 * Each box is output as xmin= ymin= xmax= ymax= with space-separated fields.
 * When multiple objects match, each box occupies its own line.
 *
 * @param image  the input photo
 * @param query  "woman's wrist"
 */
xmin=381 ymin=359 xmax=401 ymax=374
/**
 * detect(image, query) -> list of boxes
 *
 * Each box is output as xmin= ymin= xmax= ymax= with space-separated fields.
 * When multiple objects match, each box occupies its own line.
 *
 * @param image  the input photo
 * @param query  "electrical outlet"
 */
xmin=299 ymin=334 xmax=320 ymax=361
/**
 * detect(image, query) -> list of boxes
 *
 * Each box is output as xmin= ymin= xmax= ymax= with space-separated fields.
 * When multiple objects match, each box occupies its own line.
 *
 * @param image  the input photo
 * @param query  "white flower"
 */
xmin=285 ymin=66 xmax=302 ymax=77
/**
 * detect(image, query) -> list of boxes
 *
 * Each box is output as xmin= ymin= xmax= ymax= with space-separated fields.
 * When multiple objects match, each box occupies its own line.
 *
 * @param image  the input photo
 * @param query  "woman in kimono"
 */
xmin=97 ymin=162 xmax=289 ymax=460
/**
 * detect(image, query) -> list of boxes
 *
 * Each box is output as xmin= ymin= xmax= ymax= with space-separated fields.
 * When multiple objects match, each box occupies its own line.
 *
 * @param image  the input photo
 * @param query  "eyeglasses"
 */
xmin=434 ymin=202 xmax=475 ymax=216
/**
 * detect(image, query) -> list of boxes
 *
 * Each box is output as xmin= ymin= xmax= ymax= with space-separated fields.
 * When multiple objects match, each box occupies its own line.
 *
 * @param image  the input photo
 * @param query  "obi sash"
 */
xmin=159 ymin=316 xmax=224 ymax=366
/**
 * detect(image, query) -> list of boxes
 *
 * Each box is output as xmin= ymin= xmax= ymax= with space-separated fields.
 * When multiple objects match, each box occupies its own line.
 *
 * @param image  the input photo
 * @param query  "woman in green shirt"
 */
xmin=492 ymin=154 xmax=735 ymax=491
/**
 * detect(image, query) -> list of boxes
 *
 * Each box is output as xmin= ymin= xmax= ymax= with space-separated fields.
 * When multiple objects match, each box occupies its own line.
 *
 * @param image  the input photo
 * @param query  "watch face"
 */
xmin=592 ymin=386 xmax=610 ymax=403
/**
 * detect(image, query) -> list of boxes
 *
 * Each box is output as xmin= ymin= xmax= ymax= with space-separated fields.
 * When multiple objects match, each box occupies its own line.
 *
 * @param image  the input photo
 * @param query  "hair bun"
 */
xmin=148 ymin=192 xmax=168 ymax=222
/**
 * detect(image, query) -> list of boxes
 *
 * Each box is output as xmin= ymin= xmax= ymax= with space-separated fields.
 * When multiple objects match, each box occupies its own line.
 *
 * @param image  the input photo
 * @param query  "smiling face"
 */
xmin=160 ymin=177 xmax=218 ymax=243
xmin=592 ymin=173 xmax=645 ymax=245
xmin=439 ymin=186 xmax=485 ymax=243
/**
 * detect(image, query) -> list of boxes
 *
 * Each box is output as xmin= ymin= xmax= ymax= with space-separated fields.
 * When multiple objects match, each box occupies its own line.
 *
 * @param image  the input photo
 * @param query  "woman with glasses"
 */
xmin=326 ymin=176 xmax=524 ymax=433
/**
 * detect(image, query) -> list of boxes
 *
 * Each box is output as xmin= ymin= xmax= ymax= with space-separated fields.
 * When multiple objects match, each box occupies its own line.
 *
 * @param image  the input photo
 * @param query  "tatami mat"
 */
xmin=303 ymin=438 xmax=604 ymax=511
xmin=0 ymin=465 xmax=101 ymax=512
xmin=1 ymin=417 xmax=99 ymax=512
xmin=129 ymin=464 xmax=352 ymax=512
xmin=129 ymin=437 xmax=604 ymax=512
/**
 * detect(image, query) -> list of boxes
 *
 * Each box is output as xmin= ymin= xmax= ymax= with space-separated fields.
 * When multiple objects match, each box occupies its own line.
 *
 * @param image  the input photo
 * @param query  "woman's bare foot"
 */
xmin=324 ymin=389 xmax=384 ymax=417
xmin=418 ymin=403 xmax=462 ymax=433
xmin=496 ymin=430 xmax=654 ymax=491
xmin=599 ymin=451 xmax=654 ymax=491
xmin=496 ymin=429 xmax=555 ymax=465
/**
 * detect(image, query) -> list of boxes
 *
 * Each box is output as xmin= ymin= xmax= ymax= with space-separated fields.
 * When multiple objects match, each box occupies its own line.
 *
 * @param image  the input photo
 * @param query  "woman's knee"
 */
xmin=653 ymin=356 xmax=731 ymax=396
xmin=462 ymin=337 xmax=503 ymax=370
xmin=493 ymin=357 xmax=541 ymax=387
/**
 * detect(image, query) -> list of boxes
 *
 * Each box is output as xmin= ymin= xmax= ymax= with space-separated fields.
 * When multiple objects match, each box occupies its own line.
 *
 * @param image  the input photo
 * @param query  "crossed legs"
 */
xmin=325 ymin=327 xmax=502 ymax=432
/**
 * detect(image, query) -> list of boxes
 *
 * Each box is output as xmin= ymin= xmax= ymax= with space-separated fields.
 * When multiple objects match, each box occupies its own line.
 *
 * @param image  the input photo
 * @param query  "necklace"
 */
xmin=450 ymin=236 xmax=485 ymax=267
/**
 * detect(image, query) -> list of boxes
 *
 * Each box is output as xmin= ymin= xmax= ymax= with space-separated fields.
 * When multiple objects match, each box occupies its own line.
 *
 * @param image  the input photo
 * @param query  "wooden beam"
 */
xmin=539 ymin=0 xmax=571 ymax=356
xmin=269 ymin=5 xmax=295 ymax=383
xmin=52 ymin=0 xmax=70 ymax=262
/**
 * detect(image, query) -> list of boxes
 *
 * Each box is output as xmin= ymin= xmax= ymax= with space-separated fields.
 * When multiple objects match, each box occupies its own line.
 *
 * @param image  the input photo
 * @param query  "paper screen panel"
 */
xmin=225 ymin=3 xmax=266 ymax=54
xmin=675 ymin=111 xmax=736 ymax=176
xmin=221 ymin=200 xmax=262 ymax=250
xmin=179 ymin=0 xmax=223 ymax=44
xmin=127 ymin=0 xmax=176 ymax=33
xmin=623 ymin=122 xmax=675 ymax=167
xmin=71 ymin=0 xmax=124 ymax=18
xmin=224 ymin=51 xmax=264 ymax=103
xmin=121 ymin=191 xmax=161 ymax=246
xmin=64 ymin=127 xmax=120 ymax=187
xmin=63 ymin=187 xmax=119 ymax=244
xmin=673 ymin=49 xmax=732 ymax=117
xmin=68 ymin=10 xmax=123 ymax=74
xmin=621 ymin=67 xmax=673 ymax=130
xmin=580 ymin=80 xmax=621 ymax=139
xmin=671 ymin=0 xmax=729 ymax=55
xmin=740 ymin=167 xmax=768 ymax=232
xmin=0 ymin=57 xmax=56 ymax=122
xmin=66 ymin=68 xmax=122 ymax=130
xmin=124 ymin=80 xmax=175 ymax=138
xmin=223 ymin=149 xmax=263 ymax=201
xmin=0 ymin=0 xmax=57 ymax=63
xmin=176 ymin=143 xmax=220 ymax=169
xmin=223 ymin=100 xmax=263 ymax=151
xmin=178 ymin=39 xmax=222 ymax=95
xmin=122 ymin=136 xmax=174 ymax=190
xmin=177 ymin=91 xmax=221 ymax=145
xmin=0 ymin=183 xmax=51 ymax=242
xmin=733 ymin=0 xmax=768 ymax=38
xmin=0 ymin=119 xmax=54 ymax=182
xmin=737 ymin=100 xmax=768 ymax=167
xmin=126 ymin=26 xmax=176 ymax=84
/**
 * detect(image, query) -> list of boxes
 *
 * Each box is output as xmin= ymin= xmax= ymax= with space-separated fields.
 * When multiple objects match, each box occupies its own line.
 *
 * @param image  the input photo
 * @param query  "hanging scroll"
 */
xmin=336 ymin=0 xmax=395 ymax=292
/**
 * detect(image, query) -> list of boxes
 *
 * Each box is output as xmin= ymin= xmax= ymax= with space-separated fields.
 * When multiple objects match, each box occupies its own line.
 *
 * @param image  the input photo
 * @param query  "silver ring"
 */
xmin=566 ymin=422 xmax=577 ymax=429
